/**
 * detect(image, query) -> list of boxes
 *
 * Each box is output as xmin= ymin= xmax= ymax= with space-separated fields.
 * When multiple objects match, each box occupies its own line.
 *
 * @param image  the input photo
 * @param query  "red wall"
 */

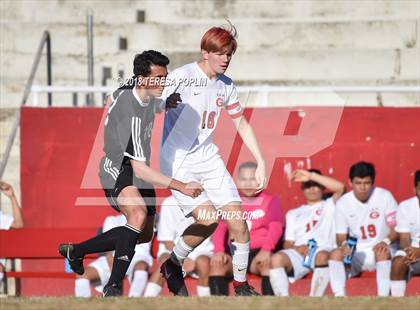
xmin=19 ymin=106 xmax=420 ymax=295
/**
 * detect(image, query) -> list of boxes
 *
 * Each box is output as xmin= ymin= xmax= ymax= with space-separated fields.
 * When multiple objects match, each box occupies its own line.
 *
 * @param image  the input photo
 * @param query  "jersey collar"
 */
xmin=132 ymin=87 xmax=150 ymax=107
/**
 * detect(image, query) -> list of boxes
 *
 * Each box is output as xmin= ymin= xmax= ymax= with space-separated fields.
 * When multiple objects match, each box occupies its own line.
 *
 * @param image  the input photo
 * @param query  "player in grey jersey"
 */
xmin=59 ymin=50 xmax=203 ymax=297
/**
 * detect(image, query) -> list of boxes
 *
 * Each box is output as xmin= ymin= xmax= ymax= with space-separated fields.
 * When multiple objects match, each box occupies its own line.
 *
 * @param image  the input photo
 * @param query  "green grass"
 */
xmin=1 ymin=297 xmax=419 ymax=310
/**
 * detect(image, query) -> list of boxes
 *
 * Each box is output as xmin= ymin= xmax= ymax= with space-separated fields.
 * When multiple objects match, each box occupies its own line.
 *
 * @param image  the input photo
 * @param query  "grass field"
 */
xmin=1 ymin=297 xmax=419 ymax=310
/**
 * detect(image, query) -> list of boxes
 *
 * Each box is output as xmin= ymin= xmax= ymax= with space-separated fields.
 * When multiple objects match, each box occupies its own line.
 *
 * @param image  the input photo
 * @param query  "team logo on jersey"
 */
xmin=369 ymin=211 xmax=380 ymax=219
xmin=315 ymin=209 xmax=322 ymax=216
xmin=216 ymin=97 xmax=224 ymax=107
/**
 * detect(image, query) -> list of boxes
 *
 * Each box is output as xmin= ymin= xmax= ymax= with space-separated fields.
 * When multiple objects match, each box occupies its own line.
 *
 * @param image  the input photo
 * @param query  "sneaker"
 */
xmin=234 ymin=282 xmax=260 ymax=296
xmin=58 ymin=243 xmax=84 ymax=275
xmin=160 ymin=258 xmax=189 ymax=296
xmin=103 ymin=283 xmax=122 ymax=297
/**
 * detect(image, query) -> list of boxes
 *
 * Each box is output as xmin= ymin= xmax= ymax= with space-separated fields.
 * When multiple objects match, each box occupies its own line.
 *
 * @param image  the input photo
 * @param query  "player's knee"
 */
xmin=124 ymin=206 xmax=147 ymax=228
xmin=315 ymin=251 xmax=329 ymax=266
xmin=270 ymin=252 xmax=287 ymax=268
xmin=227 ymin=219 xmax=249 ymax=238
xmin=391 ymin=256 xmax=408 ymax=279
xmin=134 ymin=261 xmax=148 ymax=271
xmin=195 ymin=256 xmax=210 ymax=276
xmin=329 ymin=248 xmax=343 ymax=261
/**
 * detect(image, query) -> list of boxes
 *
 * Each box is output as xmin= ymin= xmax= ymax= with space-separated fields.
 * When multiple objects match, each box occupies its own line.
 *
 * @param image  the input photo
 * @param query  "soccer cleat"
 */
xmin=58 ymin=243 xmax=84 ymax=275
xmin=160 ymin=258 xmax=189 ymax=296
xmin=103 ymin=283 xmax=122 ymax=297
xmin=234 ymin=282 xmax=260 ymax=296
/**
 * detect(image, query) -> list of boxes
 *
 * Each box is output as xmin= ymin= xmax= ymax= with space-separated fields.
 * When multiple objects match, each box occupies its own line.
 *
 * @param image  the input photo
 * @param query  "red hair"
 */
xmin=200 ymin=22 xmax=237 ymax=54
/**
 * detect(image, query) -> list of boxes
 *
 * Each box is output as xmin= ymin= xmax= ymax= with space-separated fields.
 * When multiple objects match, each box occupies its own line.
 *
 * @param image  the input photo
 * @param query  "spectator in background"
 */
xmin=390 ymin=170 xmax=420 ymax=296
xmin=0 ymin=181 xmax=24 ymax=291
xmin=75 ymin=214 xmax=153 ymax=297
xmin=209 ymin=162 xmax=284 ymax=295
xmin=144 ymin=195 xmax=213 ymax=297
xmin=329 ymin=161 xmax=398 ymax=297
xmin=269 ymin=169 xmax=345 ymax=297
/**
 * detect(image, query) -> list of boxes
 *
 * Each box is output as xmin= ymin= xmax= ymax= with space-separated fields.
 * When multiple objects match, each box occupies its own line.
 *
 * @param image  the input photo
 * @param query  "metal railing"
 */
xmin=29 ymin=84 xmax=420 ymax=107
xmin=0 ymin=31 xmax=52 ymax=180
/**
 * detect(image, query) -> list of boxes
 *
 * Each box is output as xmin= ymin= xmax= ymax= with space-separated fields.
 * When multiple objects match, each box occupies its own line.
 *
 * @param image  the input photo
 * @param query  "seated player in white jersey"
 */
xmin=158 ymin=23 xmax=267 ymax=296
xmin=390 ymin=170 xmax=420 ymax=296
xmin=75 ymin=214 xmax=153 ymax=297
xmin=144 ymin=196 xmax=213 ymax=297
xmin=328 ymin=161 xmax=398 ymax=297
xmin=269 ymin=169 xmax=345 ymax=297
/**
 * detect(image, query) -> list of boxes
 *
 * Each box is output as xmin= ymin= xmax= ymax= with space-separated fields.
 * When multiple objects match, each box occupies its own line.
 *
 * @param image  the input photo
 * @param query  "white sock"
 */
xmin=171 ymin=237 xmax=194 ymax=266
xmin=143 ymin=282 xmax=162 ymax=297
xmin=269 ymin=267 xmax=289 ymax=296
xmin=328 ymin=260 xmax=346 ymax=296
xmin=376 ymin=260 xmax=391 ymax=296
xmin=310 ymin=267 xmax=330 ymax=297
xmin=197 ymin=285 xmax=211 ymax=297
xmin=230 ymin=241 xmax=249 ymax=282
xmin=128 ymin=270 xmax=148 ymax=297
xmin=0 ymin=272 xmax=4 ymax=282
xmin=75 ymin=278 xmax=91 ymax=297
xmin=390 ymin=280 xmax=406 ymax=297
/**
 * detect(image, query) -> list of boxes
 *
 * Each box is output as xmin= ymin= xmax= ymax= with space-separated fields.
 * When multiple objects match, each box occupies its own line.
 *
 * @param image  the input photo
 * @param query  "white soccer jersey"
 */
xmin=396 ymin=196 xmax=420 ymax=247
xmin=102 ymin=214 xmax=151 ymax=254
xmin=284 ymin=198 xmax=336 ymax=248
xmin=0 ymin=210 xmax=13 ymax=230
xmin=335 ymin=187 xmax=397 ymax=250
xmin=157 ymin=196 xmax=214 ymax=254
xmin=160 ymin=62 xmax=243 ymax=175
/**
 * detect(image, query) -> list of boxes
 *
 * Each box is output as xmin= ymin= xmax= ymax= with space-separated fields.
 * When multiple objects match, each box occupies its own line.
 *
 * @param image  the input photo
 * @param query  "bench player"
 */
xmin=328 ymin=161 xmax=398 ymax=296
xmin=269 ymin=169 xmax=345 ymax=296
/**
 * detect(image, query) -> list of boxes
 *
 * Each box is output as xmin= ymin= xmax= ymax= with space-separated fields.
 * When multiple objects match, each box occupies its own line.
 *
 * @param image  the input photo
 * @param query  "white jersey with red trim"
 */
xmin=284 ymin=198 xmax=336 ymax=248
xmin=396 ymin=196 xmax=420 ymax=247
xmin=335 ymin=187 xmax=397 ymax=250
xmin=160 ymin=62 xmax=242 ymax=174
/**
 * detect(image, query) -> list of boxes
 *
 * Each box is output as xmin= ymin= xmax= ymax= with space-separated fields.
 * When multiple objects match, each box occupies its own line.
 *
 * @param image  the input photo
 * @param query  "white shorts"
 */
xmin=281 ymin=248 xmax=332 ymax=282
xmin=170 ymin=153 xmax=241 ymax=216
xmin=157 ymin=243 xmax=213 ymax=261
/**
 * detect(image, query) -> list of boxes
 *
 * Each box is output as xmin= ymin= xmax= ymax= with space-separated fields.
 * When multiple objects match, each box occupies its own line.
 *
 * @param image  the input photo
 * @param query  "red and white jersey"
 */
xmin=335 ymin=187 xmax=397 ymax=250
xmin=160 ymin=62 xmax=243 ymax=174
xmin=396 ymin=196 xmax=420 ymax=247
xmin=102 ymin=214 xmax=151 ymax=254
xmin=284 ymin=198 xmax=336 ymax=248
xmin=157 ymin=196 xmax=214 ymax=254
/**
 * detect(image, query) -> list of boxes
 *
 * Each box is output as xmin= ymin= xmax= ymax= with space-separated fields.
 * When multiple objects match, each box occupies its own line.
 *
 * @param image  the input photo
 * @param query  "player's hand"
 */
xmin=373 ymin=242 xmax=389 ymax=255
xmin=295 ymin=245 xmax=308 ymax=256
xmin=292 ymin=170 xmax=311 ymax=182
xmin=181 ymin=181 xmax=204 ymax=198
xmin=0 ymin=181 xmax=15 ymax=198
xmin=182 ymin=258 xmax=195 ymax=273
xmin=404 ymin=247 xmax=420 ymax=265
xmin=166 ymin=93 xmax=182 ymax=110
xmin=103 ymin=95 xmax=112 ymax=107
xmin=254 ymin=161 xmax=267 ymax=193
xmin=255 ymin=250 xmax=271 ymax=266
xmin=211 ymin=252 xmax=229 ymax=266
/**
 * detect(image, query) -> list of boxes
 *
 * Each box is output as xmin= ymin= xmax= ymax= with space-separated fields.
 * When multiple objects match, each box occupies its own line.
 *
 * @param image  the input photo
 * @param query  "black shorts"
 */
xmin=100 ymin=159 xmax=156 ymax=216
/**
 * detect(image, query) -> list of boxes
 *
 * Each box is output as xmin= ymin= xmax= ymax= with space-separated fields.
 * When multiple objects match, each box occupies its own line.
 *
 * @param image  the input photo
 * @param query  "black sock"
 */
xmin=261 ymin=276 xmax=274 ymax=295
xmin=107 ymin=224 xmax=140 ymax=285
xmin=72 ymin=226 xmax=127 ymax=257
xmin=209 ymin=276 xmax=229 ymax=296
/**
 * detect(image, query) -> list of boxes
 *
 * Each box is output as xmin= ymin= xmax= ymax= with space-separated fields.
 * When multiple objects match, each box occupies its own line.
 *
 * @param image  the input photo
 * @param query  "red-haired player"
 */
xmin=159 ymin=23 xmax=266 ymax=296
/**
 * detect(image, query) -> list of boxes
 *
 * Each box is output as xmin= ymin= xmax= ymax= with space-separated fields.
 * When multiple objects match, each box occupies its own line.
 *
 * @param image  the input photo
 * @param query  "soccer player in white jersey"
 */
xmin=75 ymin=214 xmax=153 ymax=297
xmin=390 ymin=170 xmax=420 ymax=296
xmin=328 ymin=161 xmax=398 ymax=296
xmin=269 ymin=169 xmax=345 ymax=297
xmin=144 ymin=196 xmax=214 ymax=297
xmin=159 ymin=23 xmax=266 ymax=296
